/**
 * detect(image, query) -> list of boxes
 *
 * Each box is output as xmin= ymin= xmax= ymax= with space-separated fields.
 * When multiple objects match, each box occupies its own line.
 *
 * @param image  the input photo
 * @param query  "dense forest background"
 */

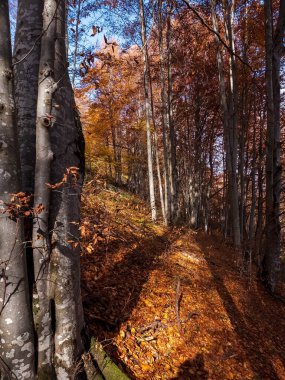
xmin=71 ymin=0 xmax=285 ymax=293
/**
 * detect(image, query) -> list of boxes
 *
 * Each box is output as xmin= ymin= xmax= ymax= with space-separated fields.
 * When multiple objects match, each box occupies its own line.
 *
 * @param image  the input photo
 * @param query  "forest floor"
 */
xmin=80 ymin=179 xmax=285 ymax=380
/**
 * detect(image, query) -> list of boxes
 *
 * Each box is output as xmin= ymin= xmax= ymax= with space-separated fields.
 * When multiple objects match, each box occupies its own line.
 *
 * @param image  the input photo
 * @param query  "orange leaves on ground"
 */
xmin=81 ymin=181 xmax=285 ymax=380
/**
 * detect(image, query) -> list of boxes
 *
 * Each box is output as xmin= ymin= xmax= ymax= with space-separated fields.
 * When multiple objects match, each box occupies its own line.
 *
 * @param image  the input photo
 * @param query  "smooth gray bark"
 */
xmin=71 ymin=0 xmax=82 ymax=86
xmin=0 ymin=1 xmax=35 ymax=379
xmin=149 ymin=57 xmax=166 ymax=223
xmin=210 ymin=0 xmax=241 ymax=246
xmin=49 ymin=1 xmax=85 ymax=377
xmin=139 ymin=0 xmax=157 ymax=222
xmin=13 ymin=0 xmax=44 ymax=194
xmin=32 ymin=0 xmax=57 ymax=375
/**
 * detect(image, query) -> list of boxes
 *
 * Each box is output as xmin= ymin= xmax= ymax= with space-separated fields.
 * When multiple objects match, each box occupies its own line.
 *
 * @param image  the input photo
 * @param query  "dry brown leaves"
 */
xmin=80 ymin=180 xmax=285 ymax=380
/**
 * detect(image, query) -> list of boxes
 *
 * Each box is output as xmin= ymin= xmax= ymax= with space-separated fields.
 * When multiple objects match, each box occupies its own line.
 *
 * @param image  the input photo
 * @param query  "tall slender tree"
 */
xmin=139 ymin=0 xmax=157 ymax=222
xmin=14 ymin=0 xmax=44 ymax=194
xmin=0 ymin=1 xmax=35 ymax=378
xmin=50 ymin=0 xmax=85 ymax=375
xmin=262 ymin=0 xmax=285 ymax=292
xmin=210 ymin=0 xmax=241 ymax=246
xmin=32 ymin=0 xmax=58 ymax=375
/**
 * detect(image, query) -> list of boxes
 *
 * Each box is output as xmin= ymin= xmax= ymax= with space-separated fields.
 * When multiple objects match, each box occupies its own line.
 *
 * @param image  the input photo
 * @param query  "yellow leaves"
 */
xmin=175 ymin=239 xmax=184 ymax=247
xmin=132 ymin=353 xmax=140 ymax=361
xmin=79 ymin=224 xmax=87 ymax=237
xmin=141 ymin=364 xmax=152 ymax=372
xmin=86 ymin=245 xmax=93 ymax=253
xmin=142 ymin=299 xmax=154 ymax=308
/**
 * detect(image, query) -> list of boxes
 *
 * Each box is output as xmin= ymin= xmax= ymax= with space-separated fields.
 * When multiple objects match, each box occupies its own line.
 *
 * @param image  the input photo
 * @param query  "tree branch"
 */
xmin=181 ymin=0 xmax=255 ymax=72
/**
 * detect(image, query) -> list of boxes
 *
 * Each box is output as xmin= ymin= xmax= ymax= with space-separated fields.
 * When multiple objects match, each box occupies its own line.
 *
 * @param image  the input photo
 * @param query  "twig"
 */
xmin=175 ymin=277 xmax=182 ymax=332
xmin=181 ymin=0 xmax=255 ymax=72
xmin=13 ymin=1 xmax=61 ymax=67
xmin=138 ymin=320 xmax=166 ymax=334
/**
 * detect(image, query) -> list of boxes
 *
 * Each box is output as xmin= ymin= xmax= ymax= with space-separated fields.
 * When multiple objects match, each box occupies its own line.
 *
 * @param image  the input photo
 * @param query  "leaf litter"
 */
xmin=81 ymin=180 xmax=285 ymax=379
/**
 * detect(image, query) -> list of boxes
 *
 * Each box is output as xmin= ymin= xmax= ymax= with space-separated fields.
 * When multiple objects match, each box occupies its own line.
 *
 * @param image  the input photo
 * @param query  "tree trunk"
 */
xmin=13 ymin=0 xmax=44 ymax=194
xmin=210 ymin=0 xmax=240 ymax=246
xmin=49 ymin=1 xmax=85 ymax=377
xmin=71 ymin=0 xmax=82 ymax=86
xmin=139 ymin=0 xmax=157 ymax=222
xmin=32 ymin=0 xmax=57 ymax=376
xmin=149 ymin=62 xmax=166 ymax=223
xmin=0 ymin=1 xmax=35 ymax=378
xmin=166 ymin=1 xmax=178 ymax=223
xmin=262 ymin=0 xmax=285 ymax=292
xmin=111 ymin=123 xmax=122 ymax=186
xmin=158 ymin=0 xmax=171 ymax=224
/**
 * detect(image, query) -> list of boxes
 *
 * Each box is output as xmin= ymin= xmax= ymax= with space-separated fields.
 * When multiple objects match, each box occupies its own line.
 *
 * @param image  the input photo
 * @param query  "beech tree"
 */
xmin=14 ymin=0 xmax=43 ymax=194
xmin=139 ymin=0 xmax=157 ymax=222
xmin=1 ymin=0 xmax=86 ymax=378
xmin=262 ymin=0 xmax=285 ymax=292
xmin=0 ymin=2 xmax=35 ymax=378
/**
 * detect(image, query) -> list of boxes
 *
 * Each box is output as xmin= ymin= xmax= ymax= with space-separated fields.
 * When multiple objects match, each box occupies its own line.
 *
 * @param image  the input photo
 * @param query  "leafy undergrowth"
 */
xmin=80 ymin=180 xmax=285 ymax=380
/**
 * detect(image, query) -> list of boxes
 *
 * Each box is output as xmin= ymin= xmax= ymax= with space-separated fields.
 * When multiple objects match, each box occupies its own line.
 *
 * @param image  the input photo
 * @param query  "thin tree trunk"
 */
xmin=111 ymin=123 xmax=122 ymax=186
xmin=139 ymin=0 xmax=157 ymax=222
xmin=71 ymin=0 xmax=82 ymax=86
xmin=166 ymin=0 xmax=178 ymax=222
xmin=154 ymin=130 xmax=166 ymax=223
xmin=49 ymin=1 xmax=86 ymax=376
xmin=262 ymin=0 xmax=285 ymax=291
xmin=0 ymin=1 xmax=35 ymax=378
xmin=255 ymin=119 xmax=264 ymax=265
xmin=32 ymin=0 xmax=57 ymax=376
xmin=248 ymin=120 xmax=257 ymax=246
xmin=13 ymin=0 xmax=44 ymax=194
xmin=149 ymin=61 xmax=166 ymax=223
xmin=211 ymin=0 xmax=240 ymax=246
xmin=158 ymin=0 xmax=171 ymax=224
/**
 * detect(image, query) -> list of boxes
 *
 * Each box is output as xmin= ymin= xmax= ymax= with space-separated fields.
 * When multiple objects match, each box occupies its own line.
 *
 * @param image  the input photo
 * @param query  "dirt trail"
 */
xmin=81 ymin=181 xmax=285 ymax=380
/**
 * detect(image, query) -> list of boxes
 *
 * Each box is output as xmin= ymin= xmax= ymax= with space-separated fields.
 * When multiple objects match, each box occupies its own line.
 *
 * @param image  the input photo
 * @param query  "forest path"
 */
xmin=80 ymin=180 xmax=285 ymax=380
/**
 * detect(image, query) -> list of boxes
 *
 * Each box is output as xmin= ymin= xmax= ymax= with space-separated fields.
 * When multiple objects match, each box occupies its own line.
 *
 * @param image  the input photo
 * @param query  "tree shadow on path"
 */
xmin=81 ymin=228 xmax=169 ymax=378
xmin=196 ymin=233 xmax=285 ymax=380
xmin=171 ymin=353 xmax=209 ymax=380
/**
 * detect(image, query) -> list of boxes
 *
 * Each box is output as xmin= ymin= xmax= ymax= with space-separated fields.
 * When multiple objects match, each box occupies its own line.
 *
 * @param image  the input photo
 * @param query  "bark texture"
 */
xmin=13 ymin=0 xmax=44 ymax=194
xmin=32 ymin=0 xmax=57 ymax=376
xmin=262 ymin=0 xmax=285 ymax=292
xmin=210 ymin=0 xmax=240 ymax=246
xmin=49 ymin=1 xmax=85 ymax=377
xmin=0 ymin=1 xmax=35 ymax=378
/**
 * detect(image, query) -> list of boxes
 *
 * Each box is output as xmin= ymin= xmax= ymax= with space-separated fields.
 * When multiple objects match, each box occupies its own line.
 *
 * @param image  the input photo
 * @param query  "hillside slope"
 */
xmin=80 ymin=180 xmax=285 ymax=380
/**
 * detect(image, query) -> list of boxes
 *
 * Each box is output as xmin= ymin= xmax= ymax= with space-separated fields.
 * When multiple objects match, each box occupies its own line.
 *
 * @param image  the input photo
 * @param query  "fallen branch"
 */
xmin=175 ymin=278 xmax=182 ymax=332
xmin=90 ymin=337 xmax=130 ymax=380
xmin=138 ymin=320 xmax=166 ymax=334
